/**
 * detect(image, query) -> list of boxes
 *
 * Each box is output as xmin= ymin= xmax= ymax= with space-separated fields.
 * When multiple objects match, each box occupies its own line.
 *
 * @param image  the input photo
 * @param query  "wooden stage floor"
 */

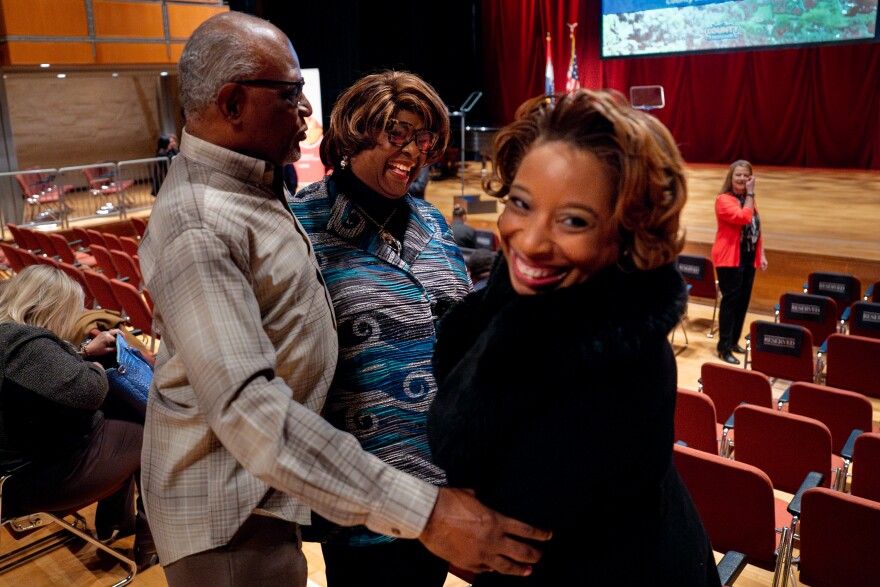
xmin=426 ymin=161 xmax=880 ymax=313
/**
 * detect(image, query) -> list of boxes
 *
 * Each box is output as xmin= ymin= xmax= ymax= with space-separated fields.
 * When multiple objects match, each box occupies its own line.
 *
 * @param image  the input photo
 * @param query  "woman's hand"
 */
xmin=84 ymin=329 xmax=122 ymax=358
xmin=746 ymin=175 xmax=756 ymax=194
xmin=760 ymin=251 xmax=769 ymax=271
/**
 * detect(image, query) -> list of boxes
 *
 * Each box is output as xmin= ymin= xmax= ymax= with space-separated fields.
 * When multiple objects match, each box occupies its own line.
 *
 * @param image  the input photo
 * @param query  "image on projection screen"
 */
xmin=602 ymin=0 xmax=878 ymax=58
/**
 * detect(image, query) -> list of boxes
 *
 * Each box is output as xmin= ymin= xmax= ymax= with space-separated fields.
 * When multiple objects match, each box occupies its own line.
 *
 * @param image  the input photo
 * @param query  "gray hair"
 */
xmin=178 ymin=13 xmax=269 ymax=120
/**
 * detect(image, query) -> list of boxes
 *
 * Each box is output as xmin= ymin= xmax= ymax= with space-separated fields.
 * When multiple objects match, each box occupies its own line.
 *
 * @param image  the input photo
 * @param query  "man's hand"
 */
xmin=418 ymin=487 xmax=552 ymax=577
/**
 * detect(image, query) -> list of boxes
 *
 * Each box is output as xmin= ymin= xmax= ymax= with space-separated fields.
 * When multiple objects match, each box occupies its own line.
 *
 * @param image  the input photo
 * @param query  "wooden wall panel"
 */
xmin=0 ymin=0 xmax=89 ymax=37
xmin=93 ymin=1 xmax=165 ymax=38
xmin=95 ymin=43 xmax=170 ymax=64
xmin=167 ymin=4 xmax=227 ymax=39
xmin=6 ymin=74 xmax=163 ymax=168
xmin=2 ymin=41 xmax=94 ymax=65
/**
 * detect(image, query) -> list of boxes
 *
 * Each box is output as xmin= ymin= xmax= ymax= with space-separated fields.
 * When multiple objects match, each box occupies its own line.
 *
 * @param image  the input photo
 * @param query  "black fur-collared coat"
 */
xmin=428 ymin=258 xmax=720 ymax=586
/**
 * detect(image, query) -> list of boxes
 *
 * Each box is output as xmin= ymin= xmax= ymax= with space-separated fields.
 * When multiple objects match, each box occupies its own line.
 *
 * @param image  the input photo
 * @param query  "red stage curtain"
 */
xmin=482 ymin=2 xmax=880 ymax=169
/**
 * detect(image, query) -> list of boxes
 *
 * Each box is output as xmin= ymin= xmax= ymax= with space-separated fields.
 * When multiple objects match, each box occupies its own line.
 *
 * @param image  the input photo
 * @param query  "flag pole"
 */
xmin=566 ymin=22 xmax=580 ymax=93
xmin=545 ymin=32 xmax=554 ymax=96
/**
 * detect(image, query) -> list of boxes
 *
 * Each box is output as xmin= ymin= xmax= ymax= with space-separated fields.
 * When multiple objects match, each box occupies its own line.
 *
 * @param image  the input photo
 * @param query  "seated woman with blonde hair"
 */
xmin=0 ymin=265 xmax=155 ymax=567
xmin=429 ymin=89 xmax=720 ymax=585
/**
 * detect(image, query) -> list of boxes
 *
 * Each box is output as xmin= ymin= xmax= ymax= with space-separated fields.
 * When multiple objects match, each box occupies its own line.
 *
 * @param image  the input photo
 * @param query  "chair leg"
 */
xmin=707 ymin=290 xmax=720 ymax=338
xmin=1 ymin=512 xmax=137 ymax=586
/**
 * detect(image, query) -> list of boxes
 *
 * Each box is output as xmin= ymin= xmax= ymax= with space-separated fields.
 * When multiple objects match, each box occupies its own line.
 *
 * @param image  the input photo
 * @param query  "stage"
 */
xmin=425 ymin=161 xmax=880 ymax=313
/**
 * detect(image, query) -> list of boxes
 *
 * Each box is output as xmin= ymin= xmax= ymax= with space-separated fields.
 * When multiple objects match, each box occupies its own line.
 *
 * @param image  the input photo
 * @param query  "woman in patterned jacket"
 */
xmin=288 ymin=70 xmax=469 ymax=587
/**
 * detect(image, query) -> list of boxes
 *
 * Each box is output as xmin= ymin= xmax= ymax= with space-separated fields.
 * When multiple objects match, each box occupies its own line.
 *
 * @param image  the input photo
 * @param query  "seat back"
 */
xmin=673 ymin=444 xmax=778 ymax=566
xmin=31 ymin=230 xmax=58 ymax=258
xmin=868 ymin=280 xmax=880 ymax=303
xmin=57 ymin=262 xmax=95 ymax=309
xmin=120 ymin=236 xmax=140 ymax=257
xmin=110 ymin=249 xmax=142 ymax=288
xmin=85 ymin=229 xmax=108 ymax=248
xmin=674 ymin=389 xmax=719 ymax=454
xmin=109 ymin=278 xmax=154 ymax=337
xmin=102 ymin=232 xmax=125 ymax=252
xmin=788 ymin=382 xmax=874 ymax=455
xmin=48 ymin=233 xmax=77 ymax=264
xmin=34 ymin=254 xmax=61 ymax=270
xmin=798 ymin=488 xmax=880 ymax=587
xmin=88 ymin=243 xmax=117 ymax=276
xmin=15 ymin=248 xmax=40 ymax=268
xmin=473 ymin=229 xmax=497 ymax=250
xmin=81 ymin=269 xmax=123 ymax=312
xmin=6 ymin=224 xmax=28 ymax=248
xmin=734 ymin=404 xmax=832 ymax=494
xmin=72 ymin=226 xmax=91 ymax=247
xmin=676 ymin=254 xmax=717 ymax=299
xmin=825 ymin=333 xmax=880 ymax=398
xmin=778 ymin=292 xmax=838 ymax=345
xmin=11 ymin=225 xmax=42 ymax=252
xmin=0 ymin=243 xmax=25 ymax=273
xmin=850 ymin=432 xmax=880 ymax=502
xmin=749 ymin=321 xmax=815 ymax=383
xmin=806 ymin=272 xmax=861 ymax=321
xmin=700 ymin=362 xmax=773 ymax=424
xmin=131 ymin=217 xmax=148 ymax=239
xmin=848 ymin=301 xmax=880 ymax=340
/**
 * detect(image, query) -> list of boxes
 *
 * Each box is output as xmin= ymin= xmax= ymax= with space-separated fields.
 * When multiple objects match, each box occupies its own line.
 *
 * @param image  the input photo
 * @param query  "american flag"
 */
xmin=565 ymin=23 xmax=580 ymax=92
xmin=545 ymin=33 xmax=555 ymax=95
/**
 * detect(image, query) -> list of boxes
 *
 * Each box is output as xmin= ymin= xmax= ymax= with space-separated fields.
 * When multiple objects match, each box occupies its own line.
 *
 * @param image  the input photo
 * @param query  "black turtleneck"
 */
xmin=332 ymin=167 xmax=410 ymax=243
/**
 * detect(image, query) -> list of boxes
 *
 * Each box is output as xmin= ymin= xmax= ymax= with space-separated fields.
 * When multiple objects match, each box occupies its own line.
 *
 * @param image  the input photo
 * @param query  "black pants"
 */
xmin=716 ymin=265 xmax=756 ymax=354
xmin=322 ymin=537 xmax=449 ymax=587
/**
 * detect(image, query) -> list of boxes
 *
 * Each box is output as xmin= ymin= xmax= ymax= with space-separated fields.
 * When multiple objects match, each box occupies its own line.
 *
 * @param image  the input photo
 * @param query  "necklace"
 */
xmin=352 ymin=203 xmax=402 ymax=255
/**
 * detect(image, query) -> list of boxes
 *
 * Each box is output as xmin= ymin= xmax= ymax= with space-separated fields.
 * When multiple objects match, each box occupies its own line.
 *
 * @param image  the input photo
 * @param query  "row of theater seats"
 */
xmin=673 ymin=359 xmax=880 ymax=586
xmin=676 ymin=254 xmax=880 ymax=341
xmin=1 ymin=221 xmax=157 ymax=353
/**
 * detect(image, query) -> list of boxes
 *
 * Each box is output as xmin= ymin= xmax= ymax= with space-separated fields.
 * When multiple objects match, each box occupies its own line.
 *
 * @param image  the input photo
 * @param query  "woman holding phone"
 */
xmin=711 ymin=160 xmax=768 ymax=365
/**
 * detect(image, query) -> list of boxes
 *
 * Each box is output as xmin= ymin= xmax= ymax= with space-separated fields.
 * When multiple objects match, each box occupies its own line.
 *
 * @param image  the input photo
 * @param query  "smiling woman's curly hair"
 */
xmin=320 ymin=70 xmax=451 ymax=170
xmin=486 ymin=89 xmax=687 ymax=271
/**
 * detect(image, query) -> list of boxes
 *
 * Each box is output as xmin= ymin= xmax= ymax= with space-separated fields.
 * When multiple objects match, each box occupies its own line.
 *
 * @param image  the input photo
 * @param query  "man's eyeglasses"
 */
xmin=233 ymin=79 xmax=305 ymax=101
xmin=384 ymin=118 xmax=438 ymax=154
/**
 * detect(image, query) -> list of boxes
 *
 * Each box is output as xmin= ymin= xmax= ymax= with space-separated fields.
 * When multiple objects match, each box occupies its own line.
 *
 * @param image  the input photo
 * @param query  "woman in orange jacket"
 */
xmin=711 ymin=160 xmax=768 ymax=364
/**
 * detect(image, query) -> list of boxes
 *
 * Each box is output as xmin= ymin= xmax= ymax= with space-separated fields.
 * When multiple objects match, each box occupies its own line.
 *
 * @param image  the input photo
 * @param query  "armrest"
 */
xmin=841 ymin=306 xmax=851 ymax=322
xmin=841 ymin=429 xmax=864 ymax=461
xmin=675 ymin=440 xmax=688 ymax=447
xmin=777 ymin=385 xmax=790 ymax=409
xmin=787 ymin=471 xmax=824 ymax=517
xmin=68 ymin=238 xmax=83 ymax=247
xmin=723 ymin=401 xmax=748 ymax=431
xmin=717 ymin=551 xmax=747 ymax=587
xmin=723 ymin=411 xmax=735 ymax=431
xmin=866 ymin=284 xmax=874 ymax=301
xmin=818 ymin=339 xmax=827 ymax=355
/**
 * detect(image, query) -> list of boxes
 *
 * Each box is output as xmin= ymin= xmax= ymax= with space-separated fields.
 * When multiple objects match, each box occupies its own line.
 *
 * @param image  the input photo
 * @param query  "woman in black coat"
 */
xmin=428 ymin=90 xmax=720 ymax=586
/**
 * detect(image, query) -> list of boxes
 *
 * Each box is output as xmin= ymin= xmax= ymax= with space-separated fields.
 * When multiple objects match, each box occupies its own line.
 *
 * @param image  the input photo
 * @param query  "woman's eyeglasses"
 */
xmin=233 ymin=79 xmax=305 ymax=101
xmin=384 ymin=118 xmax=438 ymax=154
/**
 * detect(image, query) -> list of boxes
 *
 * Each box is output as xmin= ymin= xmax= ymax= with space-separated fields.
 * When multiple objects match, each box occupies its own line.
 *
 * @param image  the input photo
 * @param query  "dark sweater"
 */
xmin=429 ymin=259 xmax=719 ymax=586
xmin=0 ymin=322 xmax=107 ymax=459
